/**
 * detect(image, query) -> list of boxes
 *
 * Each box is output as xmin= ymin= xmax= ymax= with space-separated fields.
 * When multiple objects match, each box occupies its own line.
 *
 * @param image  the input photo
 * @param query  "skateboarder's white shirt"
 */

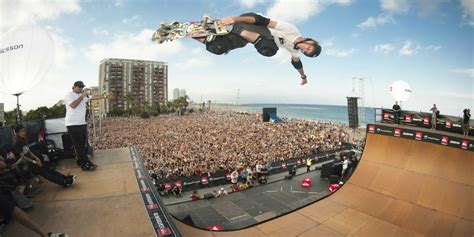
xmin=268 ymin=20 xmax=302 ymax=57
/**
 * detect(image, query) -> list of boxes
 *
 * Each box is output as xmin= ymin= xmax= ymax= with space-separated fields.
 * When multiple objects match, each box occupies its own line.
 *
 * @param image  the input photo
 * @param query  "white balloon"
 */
xmin=390 ymin=80 xmax=412 ymax=102
xmin=0 ymin=25 xmax=55 ymax=95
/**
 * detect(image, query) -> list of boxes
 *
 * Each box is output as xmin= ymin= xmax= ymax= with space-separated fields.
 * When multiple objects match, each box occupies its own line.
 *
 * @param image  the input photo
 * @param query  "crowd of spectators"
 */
xmin=91 ymin=111 xmax=353 ymax=183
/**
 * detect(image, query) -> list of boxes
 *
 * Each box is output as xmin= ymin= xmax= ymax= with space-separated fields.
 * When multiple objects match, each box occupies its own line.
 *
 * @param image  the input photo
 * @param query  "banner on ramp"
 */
xmin=367 ymin=124 xmax=474 ymax=152
xmin=130 ymin=148 xmax=182 ymax=237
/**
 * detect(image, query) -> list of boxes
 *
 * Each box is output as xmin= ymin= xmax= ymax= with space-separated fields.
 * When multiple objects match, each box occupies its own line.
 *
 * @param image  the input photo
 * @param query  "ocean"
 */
xmin=212 ymin=103 xmax=376 ymax=126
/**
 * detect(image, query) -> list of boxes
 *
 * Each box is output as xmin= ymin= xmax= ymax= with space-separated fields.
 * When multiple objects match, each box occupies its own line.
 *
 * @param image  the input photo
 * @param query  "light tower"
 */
xmin=352 ymin=77 xmax=366 ymax=126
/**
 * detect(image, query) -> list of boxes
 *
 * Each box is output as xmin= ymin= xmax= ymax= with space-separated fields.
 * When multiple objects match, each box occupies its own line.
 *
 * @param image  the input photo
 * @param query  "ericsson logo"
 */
xmin=0 ymin=44 xmax=24 ymax=54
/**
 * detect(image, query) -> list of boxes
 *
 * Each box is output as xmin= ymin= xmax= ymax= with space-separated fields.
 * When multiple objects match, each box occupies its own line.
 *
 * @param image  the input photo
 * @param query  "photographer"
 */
xmin=463 ymin=109 xmax=471 ymax=136
xmin=392 ymin=101 xmax=401 ymax=124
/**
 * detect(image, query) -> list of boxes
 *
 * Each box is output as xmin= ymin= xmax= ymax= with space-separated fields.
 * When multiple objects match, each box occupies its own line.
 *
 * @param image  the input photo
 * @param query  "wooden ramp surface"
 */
xmin=175 ymin=133 xmax=474 ymax=237
xmin=3 ymin=134 xmax=473 ymax=237
xmin=3 ymin=148 xmax=156 ymax=237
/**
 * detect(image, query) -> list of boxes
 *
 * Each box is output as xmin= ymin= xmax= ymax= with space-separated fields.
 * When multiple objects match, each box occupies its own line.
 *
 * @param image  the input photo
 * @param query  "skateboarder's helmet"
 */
xmin=294 ymin=38 xmax=321 ymax=58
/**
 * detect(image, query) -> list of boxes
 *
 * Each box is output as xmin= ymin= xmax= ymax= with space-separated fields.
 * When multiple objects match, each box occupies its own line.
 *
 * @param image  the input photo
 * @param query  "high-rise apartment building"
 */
xmin=99 ymin=58 xmax=168 ymax=114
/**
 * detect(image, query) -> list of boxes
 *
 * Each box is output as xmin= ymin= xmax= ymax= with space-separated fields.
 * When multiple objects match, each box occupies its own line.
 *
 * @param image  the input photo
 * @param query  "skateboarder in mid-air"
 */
xmin=197 ymin=13 xmax=322 ymax=85
xmin=153 ymin=13 xmax=321 ymax=85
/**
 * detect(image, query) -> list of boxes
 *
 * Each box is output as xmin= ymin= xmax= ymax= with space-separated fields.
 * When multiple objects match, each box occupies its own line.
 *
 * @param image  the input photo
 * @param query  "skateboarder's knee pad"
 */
xmin=206 ymin=37 xmax=233 ymax=55
xmin=254 ymin=36 xmax=278 ymax=57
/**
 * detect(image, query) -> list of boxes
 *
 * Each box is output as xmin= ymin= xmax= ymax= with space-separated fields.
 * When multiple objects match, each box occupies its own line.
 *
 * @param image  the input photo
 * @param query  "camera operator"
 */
xmin=463 ymin=108 xmax=471 ymax=136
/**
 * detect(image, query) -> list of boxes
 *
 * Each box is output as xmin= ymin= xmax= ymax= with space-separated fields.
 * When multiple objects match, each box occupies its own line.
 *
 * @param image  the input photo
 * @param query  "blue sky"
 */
xmin=0 ymin=0 xmax=473 ymax=116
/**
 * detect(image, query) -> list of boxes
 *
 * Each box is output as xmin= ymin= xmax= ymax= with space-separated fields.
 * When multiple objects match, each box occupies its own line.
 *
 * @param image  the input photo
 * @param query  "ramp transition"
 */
xmin=4 ymin=124 xmax=473 ymax=236
xmin=174 ymin=125 xmax=473 ymax=236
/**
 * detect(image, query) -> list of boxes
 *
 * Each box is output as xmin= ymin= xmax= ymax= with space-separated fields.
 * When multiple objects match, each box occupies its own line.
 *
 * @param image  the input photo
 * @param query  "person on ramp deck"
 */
xmin=194 ymin=13 xmax=322 ymax=86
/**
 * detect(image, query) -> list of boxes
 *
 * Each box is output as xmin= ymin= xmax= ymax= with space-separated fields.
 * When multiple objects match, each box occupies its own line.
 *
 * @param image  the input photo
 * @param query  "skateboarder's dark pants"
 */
xmin=205 ymin=13 xmax=278 ymax=56
xmin=31 ymin=165 xmax=67 ymax=186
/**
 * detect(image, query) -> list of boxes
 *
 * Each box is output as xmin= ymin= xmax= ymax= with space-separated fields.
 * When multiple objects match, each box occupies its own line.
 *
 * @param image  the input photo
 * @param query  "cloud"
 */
xmin=122 ymin=15 xmax=141 ymax=26
xmin=93 ymin=28 xmax=109 ymax=36
xmin=266 ymin=0 xmax=352 ymax=23
xmin=326 ymin=48 xmax=356 ymax=57
xmin=398 ymin=40 xmax=441 ymax=56
xmin=83 ymin=29 xmax=185 ymax=64
xmin=380 ymin=0 xmax=410 ymax=13
xmin=239 ymin=0 xmax=266 ymax=8
xmin=373 ymin=43 xmax=395 ymax=54
xmin=399 ymin=40 xmax=417 ymax=56
xmin=417 ymin=0 xmax=443 ymax=16
xmin=0 ymin=0 xmax=80 ymax=32
xmin=351 ymin=33 xmax=360 ymax=38
xmin=450 ymin=68 xmax=474 ymax=78
xmin=115 ymin=0 xmax=124 ymax=7
xmin=358 ymin=14 xmax=394 ymax=29
xmin=321 ymin=38 xmax=356 ymax=57
xmin=175 ymin=48 xmax=214 ymax=70
xmin=461 ymin=0 xmax=474 ymax=27
xmin=424 ymin=44 xmax=441 ymax=51
xmin=44 ymin=26 xmax=77 ymax=70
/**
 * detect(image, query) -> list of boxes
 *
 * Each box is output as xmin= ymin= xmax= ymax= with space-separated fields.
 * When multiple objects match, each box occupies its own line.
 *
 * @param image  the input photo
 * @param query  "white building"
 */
xmin=179 ymin=89 xmax=186 ymax=99
xmin=173 ymin=88 xmax=180 ymax=101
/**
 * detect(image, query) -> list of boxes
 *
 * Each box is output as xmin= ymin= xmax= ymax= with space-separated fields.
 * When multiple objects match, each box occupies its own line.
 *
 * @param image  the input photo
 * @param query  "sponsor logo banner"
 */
xmin=402 ymin=132 xmax=414 ymax=138
xmin=445 ymin=120 xmax=452 ymax=128
xmin=415 ymin=132 xmax=423 ymax=140
xmin=368 ymin=124 xmax=473 ymax=152
xmin=441 ymin=136 xmax=448 ymax=146
xmin=368 ymin=125 xmax=375 ymax=133
xmin=404 ymin=114 xmax=412 ymax=122
xmin=129 ymin=148 xmax=180 ymax=237
xmin=423 ymin=117 xmax=430 ymax=125
xmin=381 ymin=109 xmax=473 ymax=135
xmin=201 ymin=176 xmax=209 ymax=184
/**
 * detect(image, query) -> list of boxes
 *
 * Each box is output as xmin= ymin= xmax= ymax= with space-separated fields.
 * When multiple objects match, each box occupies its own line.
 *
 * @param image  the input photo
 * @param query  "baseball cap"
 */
xmin=73 ymin=81 xmax=85 ymax=88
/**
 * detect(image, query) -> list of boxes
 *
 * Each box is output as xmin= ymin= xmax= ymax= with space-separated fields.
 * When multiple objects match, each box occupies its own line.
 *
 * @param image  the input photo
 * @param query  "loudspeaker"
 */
xmin=347 ymin=97 xmax=359 ymax=129
xmin=262 ymin=107 xmax=277 ymax=122
xmin=329 ymin=175 xmax=339 ymax=184
xmin=320 ymin=163 xmax=333 ymax=178
xmin=182 ymin=215 xmax=195 ymax=226
xmin=332 ymin=164 xmax=343 ymax=177
xmin=203 ymin=193 xmax=214 ymax=199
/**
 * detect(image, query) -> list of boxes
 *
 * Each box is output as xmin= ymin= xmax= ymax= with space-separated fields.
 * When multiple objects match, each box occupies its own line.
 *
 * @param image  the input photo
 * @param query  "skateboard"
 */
xmin=152 ymin=15 xmax=232 ymax=43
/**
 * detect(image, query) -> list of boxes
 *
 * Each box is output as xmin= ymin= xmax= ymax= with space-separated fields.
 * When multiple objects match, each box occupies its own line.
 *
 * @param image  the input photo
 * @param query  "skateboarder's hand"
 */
xmin=219 ymin=17 xmax=236 ymax=26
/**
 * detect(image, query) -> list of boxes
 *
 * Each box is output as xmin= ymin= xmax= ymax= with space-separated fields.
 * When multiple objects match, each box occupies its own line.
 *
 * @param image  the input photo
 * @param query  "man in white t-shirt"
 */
xmin=218 ymin=13 xmax=322 ymax=86
xmin=64 ymin=81 xmax=108 ymax=171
